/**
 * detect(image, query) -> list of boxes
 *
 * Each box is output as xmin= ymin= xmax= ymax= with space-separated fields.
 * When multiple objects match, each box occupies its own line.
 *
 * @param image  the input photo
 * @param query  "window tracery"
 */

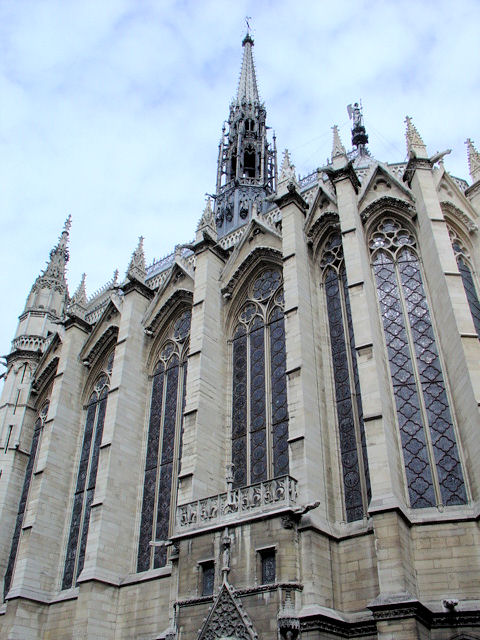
xmin=370 ymin=217 xmax=466 ymax=508
xmin=447 ymin=224 xmax=480 ymax=338
xmin=231 ymin=268 xmax=288 ymax=488
xmin=4 ymin=400 xmax=49 ymax=599
xmin=137 ymin=309 xmax=191 ymax=572
xmin=321 ymin=232 xmax=371 ymax=522
xmin=62 ymin=350 xmax=114 ymax=589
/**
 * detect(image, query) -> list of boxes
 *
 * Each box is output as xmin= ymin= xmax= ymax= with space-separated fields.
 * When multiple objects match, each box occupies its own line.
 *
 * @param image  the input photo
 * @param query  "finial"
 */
xmin=126 ymin=237 xmax=146 ymax=283
xmin=405 ymin=116 xmax=427 ymax=158
xmin=63 ymin=214 xmax=72 ymax=235
xmin=466 ymin=138 xmax=480 ymax=183
xmin=112 ymin=268 xmax=119 ymax=285
xmin=279 ymin=149 xmax=296 ymax=183
xmin=331 ymin=125 xmax=346 ymax=159
xmin=196 ymin=197 xmax=217 ymax=240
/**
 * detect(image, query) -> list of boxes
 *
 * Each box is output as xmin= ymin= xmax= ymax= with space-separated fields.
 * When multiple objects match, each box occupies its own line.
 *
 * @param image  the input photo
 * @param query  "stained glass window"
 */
xmin=231 ymin=268 xmax=288 ymax=488
xmin=447 ymin=225 xmax=480 ymax=338
xmin=260 ymin=549 xmax=276 ymax=584
xmin=4 ymin=401 xmax=49 ymax=599
xmin=370 ymin=217 xmax=466 ymax=508
xmin=137 ymin=310 xmax=191 ymax=572
xmin=321 ymin=233 xmax=371 ymax=522
xmin=62 ymin=351 xmax=114 ymax=589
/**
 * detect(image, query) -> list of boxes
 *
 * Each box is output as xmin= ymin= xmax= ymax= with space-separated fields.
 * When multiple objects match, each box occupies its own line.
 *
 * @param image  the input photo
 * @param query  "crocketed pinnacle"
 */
xmin=331 ymin=125 xmax=346 ymax=159
xmin=71 ymin=273 xmax=87 ymax=306
xmin=197 ymin=197 xmax=215 ymax=231
xmin=405 ymin=116 xmax=427 ymax=158
xmin=466 ymin=138 xmax=480 ymax=184
xmin=127 ymin=236 xmax=146 ymax=282
xmin=235 ymin=33 xmax=259 ymax=105
xmin=279 ymin=149 xmax=296 ymax=183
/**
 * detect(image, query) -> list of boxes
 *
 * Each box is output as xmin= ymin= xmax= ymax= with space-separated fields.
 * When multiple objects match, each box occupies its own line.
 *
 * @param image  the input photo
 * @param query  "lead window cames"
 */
xmin=370 ymin=216 xmax=466 ymax=508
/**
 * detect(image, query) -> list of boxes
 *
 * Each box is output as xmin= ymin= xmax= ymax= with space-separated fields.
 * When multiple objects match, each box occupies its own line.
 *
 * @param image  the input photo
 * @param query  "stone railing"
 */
xmin=175 ymin=475 xmax=298 ymax=534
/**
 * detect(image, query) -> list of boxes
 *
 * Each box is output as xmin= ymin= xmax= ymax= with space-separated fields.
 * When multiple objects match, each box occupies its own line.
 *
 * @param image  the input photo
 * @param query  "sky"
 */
xmin=1 ymin=0 xmax=479 ymax=359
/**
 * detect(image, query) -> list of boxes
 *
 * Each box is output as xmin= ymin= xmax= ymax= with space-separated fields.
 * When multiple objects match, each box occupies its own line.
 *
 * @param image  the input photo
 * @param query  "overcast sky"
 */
xmin=1 ymin=0 xmax=479 ymax=359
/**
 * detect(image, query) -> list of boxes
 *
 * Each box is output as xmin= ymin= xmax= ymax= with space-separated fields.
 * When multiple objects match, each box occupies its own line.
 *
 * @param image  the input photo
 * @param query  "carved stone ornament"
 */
xmin=196 ymin=582 xmax=258 ymax=640
xmin=278 ymin=592 xmax=300 ymax=640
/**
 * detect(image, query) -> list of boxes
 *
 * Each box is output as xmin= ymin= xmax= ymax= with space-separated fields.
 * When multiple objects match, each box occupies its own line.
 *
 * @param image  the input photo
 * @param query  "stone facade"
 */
xmin=1 ymin=35 xmax=480 ymax=640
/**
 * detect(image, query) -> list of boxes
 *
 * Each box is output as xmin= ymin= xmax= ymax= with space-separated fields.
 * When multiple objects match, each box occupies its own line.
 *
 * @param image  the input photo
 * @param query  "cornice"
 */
xmin=403 ymin=156 xmax=432 ymax=186
xmin=324 ymin=161 xmax=361 ymax=194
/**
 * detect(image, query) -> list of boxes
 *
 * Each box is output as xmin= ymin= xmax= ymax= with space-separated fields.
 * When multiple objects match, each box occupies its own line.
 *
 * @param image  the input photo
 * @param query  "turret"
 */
xmin=11 ymin=217 xmax=71 ymax=358
xmin=214 ymin=33 xmax=276 ymax=236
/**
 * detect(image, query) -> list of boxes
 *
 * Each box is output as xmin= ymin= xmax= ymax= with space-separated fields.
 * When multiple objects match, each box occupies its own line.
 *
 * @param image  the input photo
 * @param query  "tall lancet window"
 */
xmin=321 ymin=233 xmax=371 ymax=522
xmin=4 ymin=400 xmax=49 ymax=598
xmin=62 ymin=351 xmax=114 ymax=589
xmin=231 ymin=268 xmax=289 ymax=488
xmin=370 ymin=217 xmax=467 ymax=508
xmin=137 ymin=310 xmax=191 ymax=572
xmin=447 ymin=224 xmax=480 ymax=338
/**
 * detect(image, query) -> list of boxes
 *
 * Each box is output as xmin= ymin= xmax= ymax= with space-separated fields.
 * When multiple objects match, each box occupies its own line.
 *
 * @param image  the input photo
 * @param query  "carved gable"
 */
xmin=197 ymin=583 xmax=258 ymax=640
xmin=359 ymin=163 xmax=413 ymax=212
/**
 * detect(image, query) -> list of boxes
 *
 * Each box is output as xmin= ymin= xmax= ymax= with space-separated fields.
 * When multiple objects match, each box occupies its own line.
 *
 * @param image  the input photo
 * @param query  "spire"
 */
xmin=466 ymin=138 xmax=480 ymax=183
xmin=196 ymin=197 xmax=217 ymax=240
xmin=279 ymin=149 xmax=296 ymax=183
xmin=405 ymin=116 xmax=427 ymax=158
xmin=235 ymin=32 xmax=259 ymax=105
xmin=126 ymin=236 xmax=146 ymax=283
xmin=331 ymin=125 xmax=346 ymax=159
xmin=42 ymin=215 xmax=71 ymax=283
xmin=67 ymin=273 xmax=87 ymax=319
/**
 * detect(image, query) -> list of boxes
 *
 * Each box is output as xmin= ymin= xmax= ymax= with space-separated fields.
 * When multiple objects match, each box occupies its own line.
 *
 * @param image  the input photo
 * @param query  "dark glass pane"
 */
xmin=62 ymin=492 xmax=83 ymax=589
xmin=137 ymin=368 xmax=165 ymax=572
xmin=87 ymin=398 xmax=107 ymax=490
xmin=202 ymin=562 xmax=215 ymax=596
xmin=458 ymin=256 xmax=480 ymax=338
xmin=341 ymin=268 xmax=371 ymax=505
xmin=75 ymin=403 xmax=96 ymax=494
xmin=261 ymin=550 xmax=276 ymax=584
xmin=270 ymin=314 xmax=289 ymax=477
xmin=373 ymin=251 xmax=436 ymax=508
xmin=154 ymin=461 xmax=173 ymax=568
xmin=4 ymin=513 xmax=24 ymax=598
xmin=325 ymin=267 xmax=364 ymax=521
xmin=173 ymin=310 xmax=192 ymax=341
xmin=232 ymin=333 xmax=247 ymax=488
xmin=178 ymin=363 xmax=188 ymax=466
xmin=398 ymin=249 xmax=466 ymax=506
xmin=76 ymin=488 xmax=94 ymax=580
xmin=250 ymin=322 xmax=267 ymax=483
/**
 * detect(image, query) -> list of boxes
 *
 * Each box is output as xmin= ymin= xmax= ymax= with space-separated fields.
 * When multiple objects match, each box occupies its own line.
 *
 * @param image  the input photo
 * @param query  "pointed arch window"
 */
xmin=321 ymin=232 xmax=371 ymax=522
xmin=4 ymin=400 xmax=49 ymax=599
xmin=231 ymin=268 xmax=289 ymax=488
xmin=62 ymin=351 xmax=114 ymax=589
xmin=370 ymin=217 xmax=466 ymax=508
xmin=447 ymin=225 xmax=480 ymax=338
xmin=137 ymin=310 xmax=191 ymax=572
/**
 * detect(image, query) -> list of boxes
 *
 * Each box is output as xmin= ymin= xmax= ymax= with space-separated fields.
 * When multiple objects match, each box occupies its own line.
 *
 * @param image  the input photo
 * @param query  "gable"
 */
xmin=197 ymin=583 xmax=258 ymax=640
xmin=359 ymin=163 xmax=413 ymax=212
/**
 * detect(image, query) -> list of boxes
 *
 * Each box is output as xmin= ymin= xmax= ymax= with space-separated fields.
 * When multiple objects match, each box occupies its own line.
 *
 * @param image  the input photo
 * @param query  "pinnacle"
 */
xmin=466 ymin=138 xmax=480 ymax=183
xmin=405 ymin=116 xmax=427 ymax=157
xmin=331 ymin=125 xmax=346 ymax=159
xmin=235 ymin=33 xmax=259 ymax=105
xmin=71 ymin=273 xmax=87 ymax=305
xmin=279 ymin=149 xmax=296 ymax=183
xmin=127 ymin=236 xmax=146 ymax=282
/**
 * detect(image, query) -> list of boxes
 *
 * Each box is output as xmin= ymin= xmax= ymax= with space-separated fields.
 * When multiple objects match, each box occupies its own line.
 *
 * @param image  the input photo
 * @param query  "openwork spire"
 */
xmin=331 ymin=125 xmax=346 ymax=159
xmin=127 ymin=236 xmax=146 ymax=282
xmin=405 ymin=116 xmax=427 ymax=158
xmin=466 ymin=138 xmax=480 ymax=183
xmin=43 ymin=215 xmax=71 ymax=280
xmin=235 ymin=33 xmax=259 ymax=105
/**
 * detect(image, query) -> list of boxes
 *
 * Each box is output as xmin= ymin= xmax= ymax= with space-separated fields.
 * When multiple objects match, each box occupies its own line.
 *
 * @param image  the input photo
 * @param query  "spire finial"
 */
xmin=237 ymin=26 xmax=259 ymax=104
xmin=126 ymin=236 xmax=146 ymax=283
xmin=331 ymin=125 xmax=346 ymax=159
xmin=405 ymin=116 xmax=427 ymax=158
xmin=466 ymin=138 xmax=480 ymax=183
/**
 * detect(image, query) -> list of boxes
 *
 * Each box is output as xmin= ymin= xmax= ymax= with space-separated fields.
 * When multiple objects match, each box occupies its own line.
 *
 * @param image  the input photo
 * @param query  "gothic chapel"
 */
xmin=2 ymin=33 xmax=480 ymax=640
